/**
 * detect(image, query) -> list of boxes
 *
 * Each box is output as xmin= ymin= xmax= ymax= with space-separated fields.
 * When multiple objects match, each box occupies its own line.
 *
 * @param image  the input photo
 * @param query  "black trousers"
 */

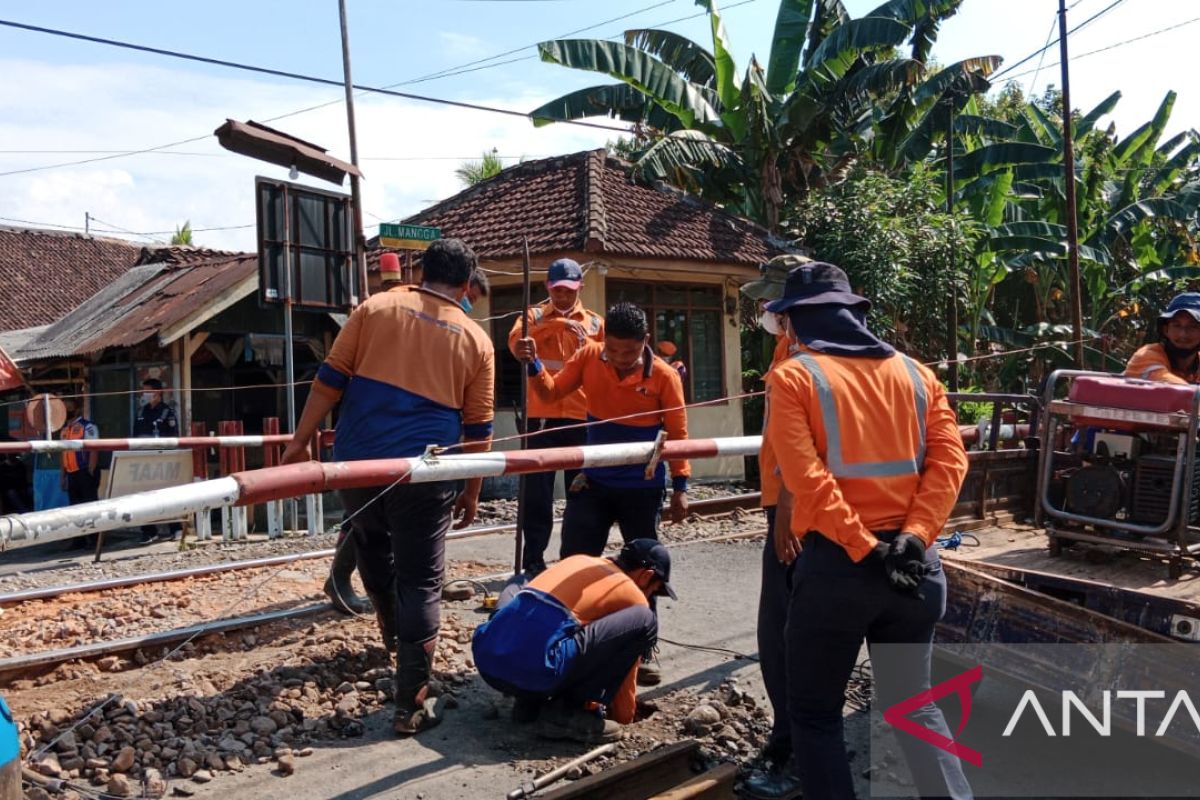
xmin=757 ymin=506 xmax=795 ymax=753
xmin=561 ymin=605 xmax=657 ymax=707
xmin=65 ymin=470 xmax=99 ymax=505
xmin=560 ymin=479 xmax=664 ymax=558
xmin=521 ymin=418 xmax=586 ymax=573
xmin=786 ymin=532 xmax=972 ymax=800
xmin=341 ymin=481 xmax=456 ymax=645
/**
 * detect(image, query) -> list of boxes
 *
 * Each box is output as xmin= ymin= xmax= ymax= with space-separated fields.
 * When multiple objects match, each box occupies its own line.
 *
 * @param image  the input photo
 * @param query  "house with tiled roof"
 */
xmin=5 ymin=231 xmax=340 ymax=466
xmin=398 ymin=148 xmax=797 ymax=481
xmin=0 ymin=226 xmax=145 ymax=332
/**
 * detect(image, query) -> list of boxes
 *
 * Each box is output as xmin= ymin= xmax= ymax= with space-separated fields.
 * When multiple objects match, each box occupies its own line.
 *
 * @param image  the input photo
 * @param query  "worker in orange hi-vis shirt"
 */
xmin=515 ymin=301 xmax=688 ymax=689
xmin=281 ymin=238 xmax=494 ymax=739
xmin=1124 ymin=293 xmax=1200 ymax=384
xmin=472 ymin=539 xmax=675 ymax=743
xmin=763 ymin=262 xmax=970 ymax=800
xmin=507 ymin=258 xmax=604 ymax=577
xmin=736 ymin=252 xmax=811 ymax=799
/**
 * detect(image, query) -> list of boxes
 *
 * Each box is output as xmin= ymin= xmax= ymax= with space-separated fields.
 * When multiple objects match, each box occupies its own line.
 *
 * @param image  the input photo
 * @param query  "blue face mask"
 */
xmin=459 ymin=296 xmax=473 ymax=313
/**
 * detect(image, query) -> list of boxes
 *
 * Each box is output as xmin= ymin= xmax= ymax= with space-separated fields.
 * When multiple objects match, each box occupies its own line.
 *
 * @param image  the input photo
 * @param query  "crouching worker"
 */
xmin=471 ymin=539 xmax=676 ymax=743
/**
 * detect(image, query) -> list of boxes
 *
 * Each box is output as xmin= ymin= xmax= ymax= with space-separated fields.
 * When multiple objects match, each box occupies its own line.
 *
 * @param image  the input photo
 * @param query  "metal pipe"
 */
xmin=513 ymin=237 xmax=531 ymax=575
xmin=507 ymin=743 xmax=616 ymax=800
xmin=0 ymin=438 xmax=763 ymax=548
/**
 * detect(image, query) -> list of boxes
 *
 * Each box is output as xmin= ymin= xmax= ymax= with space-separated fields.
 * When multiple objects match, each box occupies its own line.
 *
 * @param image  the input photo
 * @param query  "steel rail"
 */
xmin=0 ymin=526 xmax=768 ymax=681
xmin=0 ymin=494 xmax=762 ymax=606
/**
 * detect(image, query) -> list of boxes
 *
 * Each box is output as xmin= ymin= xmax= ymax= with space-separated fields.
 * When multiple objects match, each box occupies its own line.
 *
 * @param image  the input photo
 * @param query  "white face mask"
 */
xmin=142 ymin=393 xmax=155 ymax=405
xmin=759 ymin=312 xmax=784 ymax=337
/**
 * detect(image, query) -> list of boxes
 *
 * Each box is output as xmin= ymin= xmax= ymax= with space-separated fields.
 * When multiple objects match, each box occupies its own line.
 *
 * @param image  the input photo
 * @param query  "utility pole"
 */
xmin=338 ymin=0 xmax=369 ymax=304
xmin=1059 ymin=0 xmax=1085 ymax=368
xmin=945 ymin=99 xmax=959 ymax=393
xmin=84 ymin=212 xmax=90 ymax=236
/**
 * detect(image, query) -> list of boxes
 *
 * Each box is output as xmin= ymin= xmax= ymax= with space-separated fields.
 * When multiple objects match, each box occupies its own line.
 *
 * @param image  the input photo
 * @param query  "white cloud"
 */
xmin=437 ymin=32 xmax=487 ymax=60
xmin=0 ymin=58 xmax=614 ymax=252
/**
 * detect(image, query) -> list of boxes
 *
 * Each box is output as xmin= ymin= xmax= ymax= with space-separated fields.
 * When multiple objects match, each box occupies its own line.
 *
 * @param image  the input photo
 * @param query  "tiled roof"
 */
xmin=0 ymin=226 xmax=145 ymax=330
xmin=16 ymin=252 xmax=257 ymax=362
xmin=394 ymin=149 xmax=787 ymax=267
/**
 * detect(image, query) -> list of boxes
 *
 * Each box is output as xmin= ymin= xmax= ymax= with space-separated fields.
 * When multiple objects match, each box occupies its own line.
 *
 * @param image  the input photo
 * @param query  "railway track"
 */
xmin=0 ymin=495 xmax=766 ymax=684
xmin=0 ymin=493 xmax=762 ymax=606
xmin=534 ymin=740 xmax=736 ymax=800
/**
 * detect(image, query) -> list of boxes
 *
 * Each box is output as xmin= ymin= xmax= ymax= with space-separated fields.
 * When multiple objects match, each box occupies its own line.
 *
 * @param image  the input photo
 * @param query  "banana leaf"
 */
xmin=765 ymin=0 xmax=813 ymax=95
xmin=529 ymin=82 xmax=681 ymax=131
xmin=537 ymin=39 xmax=723 ymax=130
xmin=623 ymin=29 xmax=716 ymax=87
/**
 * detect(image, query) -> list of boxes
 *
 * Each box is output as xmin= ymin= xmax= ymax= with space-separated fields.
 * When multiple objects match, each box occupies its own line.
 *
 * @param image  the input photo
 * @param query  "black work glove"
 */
xmin=873 ymin=533 xmax=928 ymax=595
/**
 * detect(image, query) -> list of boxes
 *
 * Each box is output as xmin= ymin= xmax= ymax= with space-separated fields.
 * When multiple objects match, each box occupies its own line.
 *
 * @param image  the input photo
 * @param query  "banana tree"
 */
xmin=529 ymin=0 xmax=995 ymax=230
xmin=940 ymin=89 xmax=1200 ymax=377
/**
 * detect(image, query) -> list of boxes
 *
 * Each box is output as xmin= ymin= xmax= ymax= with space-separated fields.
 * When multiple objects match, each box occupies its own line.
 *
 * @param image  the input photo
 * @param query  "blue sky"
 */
xmin=0 ymin=0 xmax=1194 ymax=250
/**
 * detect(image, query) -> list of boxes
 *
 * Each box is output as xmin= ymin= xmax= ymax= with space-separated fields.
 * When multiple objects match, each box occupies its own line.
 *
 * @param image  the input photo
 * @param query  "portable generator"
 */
xmin=1036 ymin=371 xmax=1200 ymax=578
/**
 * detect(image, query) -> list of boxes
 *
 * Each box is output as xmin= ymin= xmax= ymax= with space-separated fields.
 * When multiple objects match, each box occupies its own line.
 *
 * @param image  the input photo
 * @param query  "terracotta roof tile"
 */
xmin=0 ymin=226 xmax=144 ymax=330
xmin=395 ymin=150 xmax=787 ymax=267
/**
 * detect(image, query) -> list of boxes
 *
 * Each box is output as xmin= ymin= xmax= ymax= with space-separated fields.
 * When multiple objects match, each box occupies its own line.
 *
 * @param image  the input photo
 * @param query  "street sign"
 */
xmin=379 ymin=223 xmax=441 ymax=250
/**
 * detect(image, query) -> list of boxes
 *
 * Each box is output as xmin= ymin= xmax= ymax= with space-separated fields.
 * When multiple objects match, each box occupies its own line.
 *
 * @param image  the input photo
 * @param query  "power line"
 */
xmin=991 ymin=0 xmax=1128 ymax=81
xmin=0 ymin=17 xmax=634 ymax=180
xmin=1004 ymin=14 xmax=1200 ymax=82
xmin=0 ymin=0 xmax=757 ymax=178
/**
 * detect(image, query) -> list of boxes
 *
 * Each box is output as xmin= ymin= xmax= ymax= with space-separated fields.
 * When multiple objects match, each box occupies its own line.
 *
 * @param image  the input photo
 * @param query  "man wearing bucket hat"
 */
xmin=763 ymin=263 xmax=971 ymax=799
xmin=738 ymin=253 xmax=810 ymax=799
xmin=471 ymin=539 xmax=673 ymax=743
xmin=1124 ymin=293 xmax=1200 ymax=384
xmin=507 ymin=258 xmax=604 ymax=577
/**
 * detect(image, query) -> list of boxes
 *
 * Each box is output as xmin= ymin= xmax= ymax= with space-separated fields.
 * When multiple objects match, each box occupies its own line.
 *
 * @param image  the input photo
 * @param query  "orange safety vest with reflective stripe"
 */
xmin=509 ymin=299 xmax=604 ymax=420
xmin=1123 ymin=343 xmax=1200 ymax=385
xmin=765 ymin=344 xmax=967 ymax=562
xmin=759 ymin=336 xmax=793 ymax=508
xmin=61 ymin=417 xmax=98 ymax=473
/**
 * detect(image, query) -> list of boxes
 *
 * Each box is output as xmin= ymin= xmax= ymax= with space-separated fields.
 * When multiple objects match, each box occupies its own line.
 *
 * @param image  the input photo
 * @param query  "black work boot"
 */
xmin=366 ymin=590 xmax=398 ymax=654
xmin=393 ymin=640 xmax=442 ymax=736
xmin=324 ymin=536 xmax=372 ymax=616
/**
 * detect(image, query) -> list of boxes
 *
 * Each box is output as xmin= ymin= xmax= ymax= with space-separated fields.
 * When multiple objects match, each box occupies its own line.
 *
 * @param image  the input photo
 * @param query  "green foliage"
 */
xmin=454 ymin=149 xmax=506 ymax=187
xmin=170 ymin=221 xmax=192 ymax=246
xmin=784 ymin=164 xmax=981 ymax=363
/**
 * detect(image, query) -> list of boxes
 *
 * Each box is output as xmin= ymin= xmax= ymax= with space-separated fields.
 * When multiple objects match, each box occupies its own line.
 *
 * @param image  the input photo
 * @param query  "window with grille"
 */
xmin=607 ymin=281 xmax=725 ymax=402
xmin=488 ymin=287 xmax=526 ymax=410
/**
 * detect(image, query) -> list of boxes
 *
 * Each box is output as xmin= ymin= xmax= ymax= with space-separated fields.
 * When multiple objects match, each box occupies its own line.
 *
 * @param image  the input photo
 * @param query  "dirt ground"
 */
xmin=2 ymin=495 xmax=851 ymax=799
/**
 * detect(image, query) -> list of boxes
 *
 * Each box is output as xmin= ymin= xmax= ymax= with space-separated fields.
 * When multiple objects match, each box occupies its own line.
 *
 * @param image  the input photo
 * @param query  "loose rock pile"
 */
xmin=17 ymin=611 xmax=482 ymax=796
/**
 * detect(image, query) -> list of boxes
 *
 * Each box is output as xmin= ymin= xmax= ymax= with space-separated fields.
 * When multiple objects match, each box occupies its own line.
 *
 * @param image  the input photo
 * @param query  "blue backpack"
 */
xmin=472 ymin=588 xmax=580 ymax=695
xmin=0 ymin=695 xmax=17 ymax=771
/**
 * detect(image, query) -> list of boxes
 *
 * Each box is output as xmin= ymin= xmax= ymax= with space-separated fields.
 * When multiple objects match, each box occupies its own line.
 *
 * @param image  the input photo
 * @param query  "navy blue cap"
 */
xmin=614 ymin=538 xmax=677 ymax=599
xmin=1159 ymin=293 xmax=1200 ymax=324
xmin=547 ymin=258 xmax=583 ymax=289
xmin=764 ymin=262 xmax=869 ymax=314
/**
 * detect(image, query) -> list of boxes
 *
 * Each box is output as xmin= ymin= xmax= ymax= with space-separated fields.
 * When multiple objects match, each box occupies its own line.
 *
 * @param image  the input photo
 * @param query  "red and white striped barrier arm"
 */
xmin=0 ymin=436 xmax=761 ymax=549
xmin=0 ymin=435 xmax=296 ymax=454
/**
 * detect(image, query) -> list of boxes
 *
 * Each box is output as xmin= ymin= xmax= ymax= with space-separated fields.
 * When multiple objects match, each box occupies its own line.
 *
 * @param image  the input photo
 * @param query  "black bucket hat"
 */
xmin=764 ymin=262 xmax=869 ymax=313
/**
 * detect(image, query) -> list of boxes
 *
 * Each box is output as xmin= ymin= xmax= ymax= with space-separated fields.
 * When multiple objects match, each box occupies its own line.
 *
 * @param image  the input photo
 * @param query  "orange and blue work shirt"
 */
xmin=765 ymin=344 xmax=968 ymax=562
xmin=1123 ymin=343 xmax=1200 ymax=385
xmin=530 ymin=555 xmax=649 ymax=724
xmin=759 ymin=335 xmax=793 ymax=509
xmin=61 ymin=416 xmax=98 ymax=473
xmin=528 ymin=341 xmax=690 ymax=490
xmin=508 ymin=299 xmax=604 ymax=420
xmin=314 ymin=286 xmax=495 ymax=460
